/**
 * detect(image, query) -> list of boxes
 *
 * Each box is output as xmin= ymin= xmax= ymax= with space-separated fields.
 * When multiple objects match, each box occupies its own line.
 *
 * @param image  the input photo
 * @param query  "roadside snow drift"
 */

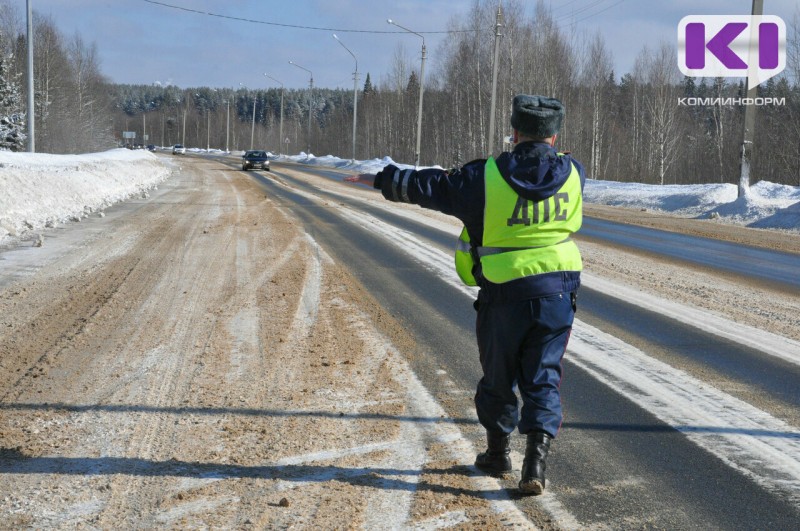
xmin=0 ymin=149 xmax=172 ymax=243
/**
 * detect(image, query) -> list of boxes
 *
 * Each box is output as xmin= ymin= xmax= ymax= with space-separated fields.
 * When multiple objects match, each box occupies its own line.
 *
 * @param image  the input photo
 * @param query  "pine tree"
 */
xmin=362 ymin=73 xmax=374 ymax=96
xmin=406 ymin=71 xmax=419 ymax=95
xmin=0 ymin=50 xmax=25 ymax=151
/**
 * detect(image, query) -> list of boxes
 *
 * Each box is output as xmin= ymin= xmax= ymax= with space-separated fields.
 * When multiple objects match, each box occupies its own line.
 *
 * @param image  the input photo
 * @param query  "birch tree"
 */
xmin=641 ymin=43 xmax=682 ymax=184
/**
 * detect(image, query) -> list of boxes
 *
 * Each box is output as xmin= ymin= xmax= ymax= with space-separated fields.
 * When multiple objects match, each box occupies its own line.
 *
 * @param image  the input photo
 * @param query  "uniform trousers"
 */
xmin=474 ymin=292 xmax=575 ymax=438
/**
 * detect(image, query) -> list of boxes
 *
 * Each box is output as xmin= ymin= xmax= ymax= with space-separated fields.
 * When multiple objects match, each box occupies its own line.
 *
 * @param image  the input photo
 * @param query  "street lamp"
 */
xmin=388 ymin=18 xmax=426 ymax=168
xmin=289 ymin=60 xmax=313 ymax=155
xmin=487 ymin=3 xmax=503 ymax=156
xmin=142 ymin=102 xmax=148 ymax=147
xmin=26 ymin=0 xmax=34 ymax=152
xmin=333 ymin=34 xmax=359 ymax=163
xmin=265 ymin=73 xmax=284 ymax=156
xmin=224 ymin=98 xmax=230 ymax=152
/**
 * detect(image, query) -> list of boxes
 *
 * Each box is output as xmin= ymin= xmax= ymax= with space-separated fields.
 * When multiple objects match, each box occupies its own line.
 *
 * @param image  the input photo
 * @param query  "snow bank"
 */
xmin=584 ymin=178 xmax=800 ymax=230
xmin=0 ymin=148 xmax=172 ymax=244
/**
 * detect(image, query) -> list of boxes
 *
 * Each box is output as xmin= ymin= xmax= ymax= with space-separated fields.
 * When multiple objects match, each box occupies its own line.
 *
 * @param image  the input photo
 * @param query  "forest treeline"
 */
xmin=1 ymin=0 xmax=799 ymax=186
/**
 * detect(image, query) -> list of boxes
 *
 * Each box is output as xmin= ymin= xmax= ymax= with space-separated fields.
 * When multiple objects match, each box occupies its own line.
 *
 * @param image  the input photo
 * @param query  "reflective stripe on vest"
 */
xmin=454 ymin=226 xmax=478 ymax=286
xmin=479 ymin=156 xmax=582 ymax=284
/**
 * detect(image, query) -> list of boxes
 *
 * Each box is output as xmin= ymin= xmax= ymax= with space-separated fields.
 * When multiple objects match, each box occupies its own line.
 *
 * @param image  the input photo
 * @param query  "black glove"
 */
xmin=374 ymin=164 xmax=399 ymax=190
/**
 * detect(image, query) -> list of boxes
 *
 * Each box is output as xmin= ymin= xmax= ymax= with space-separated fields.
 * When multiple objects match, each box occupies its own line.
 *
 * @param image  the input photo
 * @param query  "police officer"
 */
xmin=345 ymin=95 xmax=585 ymax=495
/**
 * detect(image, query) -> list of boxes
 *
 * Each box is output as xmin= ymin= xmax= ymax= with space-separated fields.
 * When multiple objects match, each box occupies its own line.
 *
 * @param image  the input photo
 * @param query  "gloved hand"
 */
xmin=374 ymin=164 xmax=399 ymax=189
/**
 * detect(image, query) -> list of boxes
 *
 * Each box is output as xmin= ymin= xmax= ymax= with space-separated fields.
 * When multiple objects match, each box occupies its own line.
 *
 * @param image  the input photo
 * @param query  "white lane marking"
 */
xmin=570 ymin=321 xmax=800 ymax=504
xmin=581 ymin=272 xmax=800 ymax=367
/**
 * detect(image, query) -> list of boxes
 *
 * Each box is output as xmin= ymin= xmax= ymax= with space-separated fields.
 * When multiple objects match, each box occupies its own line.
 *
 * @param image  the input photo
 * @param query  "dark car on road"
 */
xmin=242 ymin=150 xmax=270 ymax=171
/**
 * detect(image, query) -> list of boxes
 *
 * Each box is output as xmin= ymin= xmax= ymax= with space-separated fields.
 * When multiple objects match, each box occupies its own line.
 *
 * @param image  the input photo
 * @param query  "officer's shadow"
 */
xmin=0 ymin=447 xmax=514 ymax=500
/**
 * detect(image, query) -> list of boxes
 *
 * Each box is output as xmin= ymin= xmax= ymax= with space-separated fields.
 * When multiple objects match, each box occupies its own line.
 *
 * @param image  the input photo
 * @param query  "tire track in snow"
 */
xmin=271 ymin=297 xmax=536 ymax=529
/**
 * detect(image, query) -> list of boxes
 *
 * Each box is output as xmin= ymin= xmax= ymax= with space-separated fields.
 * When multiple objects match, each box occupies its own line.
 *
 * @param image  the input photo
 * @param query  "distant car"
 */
xmin=242 ymin=150 xmax=270 ymax=171
xmin=146 ymin=144 xmax=156 ymax=152
xmin=172 ymin=144 xmax=186 ymax=155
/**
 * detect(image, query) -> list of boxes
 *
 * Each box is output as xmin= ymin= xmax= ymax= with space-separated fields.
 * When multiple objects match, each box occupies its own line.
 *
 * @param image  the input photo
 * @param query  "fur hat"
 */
xmin=510 ymin=94 xmax=565 ymax=138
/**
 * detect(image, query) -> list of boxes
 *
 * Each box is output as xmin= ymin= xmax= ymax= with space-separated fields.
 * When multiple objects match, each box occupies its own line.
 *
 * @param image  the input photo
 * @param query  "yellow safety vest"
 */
xmin=455 ymin=156 xmax=582 ymax=286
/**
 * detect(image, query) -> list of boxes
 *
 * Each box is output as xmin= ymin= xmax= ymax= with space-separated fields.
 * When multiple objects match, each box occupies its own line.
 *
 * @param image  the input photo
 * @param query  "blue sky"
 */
xmin=24 ymin=0 xmax=799 ymax=90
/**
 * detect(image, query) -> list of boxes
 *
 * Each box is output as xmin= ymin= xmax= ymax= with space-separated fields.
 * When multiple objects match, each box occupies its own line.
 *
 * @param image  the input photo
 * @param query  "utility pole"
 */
xmin=289 ymin=61 xmax=314 ymax=154
xmin=250 ymin=97 xmax=256 ymax=150
xmin=487 ymin=2 xmax=503 ymax=156
xmin=738 ymin=0 xmax=764 ymax=198
xmin=334 ymin=34 xmax=359 ymax=162
xmin=26 ymin=0 xmax=34 ymax=152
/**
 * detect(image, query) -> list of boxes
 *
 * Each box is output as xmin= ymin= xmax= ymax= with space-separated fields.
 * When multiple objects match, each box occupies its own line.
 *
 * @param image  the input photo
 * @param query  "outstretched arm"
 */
xmin=344 ymin=173 xmax=376 ymax=187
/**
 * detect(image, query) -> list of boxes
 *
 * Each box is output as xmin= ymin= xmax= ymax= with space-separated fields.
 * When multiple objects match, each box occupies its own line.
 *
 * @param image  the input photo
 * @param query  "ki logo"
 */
xmin=678 ymin=15 xmax=786 ymax=88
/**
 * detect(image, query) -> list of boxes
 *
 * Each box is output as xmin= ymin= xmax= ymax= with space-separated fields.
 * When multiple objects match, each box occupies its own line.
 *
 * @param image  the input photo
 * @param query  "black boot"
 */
xmin=519 ymin=432 xmax=551 ymax=495
xmin=474 ymin=431 xmax=512 ymax=476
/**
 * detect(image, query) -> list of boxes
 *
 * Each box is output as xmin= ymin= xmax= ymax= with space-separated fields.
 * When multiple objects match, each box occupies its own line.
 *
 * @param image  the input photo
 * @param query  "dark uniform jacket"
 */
xmin=373 ymin=141 xmax=587 ymax=303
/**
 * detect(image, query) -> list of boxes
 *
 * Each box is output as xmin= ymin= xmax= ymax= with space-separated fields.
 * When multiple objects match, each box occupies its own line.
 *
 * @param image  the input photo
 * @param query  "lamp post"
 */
xmin=265 ymin=73 xmax=284 ymax=155
xmin=333 ymin=34 xmax=359 ymax=163
xmin=142 ymin=101 xmax=155 ymax=147
xmin=388 ymin=18 xmax=426 ymax=168
xmin=194 ymin=92 xmax=209 ymax=150
xmin=250 ymin=95 xmax=256 ymax=150
xmin=487 ymin=3 xmax=503 ymax=156
xmin=225 ymin=98 xmax=230 ymax=152
xmin=289 ymin=60 xmax=313 ymax=154
xmin=26 ymin=0 xmax=34 ymax=152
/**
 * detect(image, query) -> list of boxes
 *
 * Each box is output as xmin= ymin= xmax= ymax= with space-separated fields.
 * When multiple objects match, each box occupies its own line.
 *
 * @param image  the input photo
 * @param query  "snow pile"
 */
xmin=0 ymin=148 xmax=172 ymax=243
xmin=281 ymin=153 xmax=437 ymax=174
xmin=582 ymin=178 xmax=800 ymax=228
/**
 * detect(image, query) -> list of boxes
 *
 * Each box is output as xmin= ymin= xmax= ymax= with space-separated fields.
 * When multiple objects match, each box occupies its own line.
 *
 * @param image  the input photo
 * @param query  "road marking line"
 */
xmin=581 ymin=272 xmax=800 ymax=367
xmin=570 ymin=321 xmax=800 ymax=503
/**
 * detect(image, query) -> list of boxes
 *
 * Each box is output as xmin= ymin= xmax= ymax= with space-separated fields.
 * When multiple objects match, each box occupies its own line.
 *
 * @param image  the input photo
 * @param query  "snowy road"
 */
xmin=1 ymin=154 xmax=798 ymax=529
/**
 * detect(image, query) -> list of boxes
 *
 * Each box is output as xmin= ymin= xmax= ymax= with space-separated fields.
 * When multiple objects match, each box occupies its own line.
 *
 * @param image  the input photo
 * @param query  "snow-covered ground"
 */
xmin=1 ymin=148 xmax=798 ymax=246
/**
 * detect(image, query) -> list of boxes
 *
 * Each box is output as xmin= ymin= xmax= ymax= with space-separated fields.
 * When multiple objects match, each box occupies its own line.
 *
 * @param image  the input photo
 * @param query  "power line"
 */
xmin=141 ymin=0 xmax=482 ymax=35
xmin=562 ymin=0 xmax=627 ymax=28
